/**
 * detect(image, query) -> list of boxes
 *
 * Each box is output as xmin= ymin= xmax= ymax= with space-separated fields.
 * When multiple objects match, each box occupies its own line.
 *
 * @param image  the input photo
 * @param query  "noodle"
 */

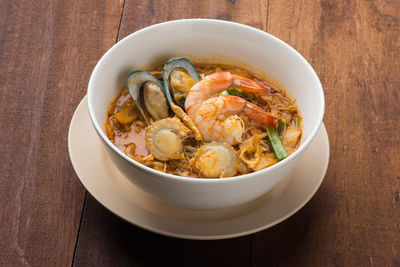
xmin=105 ymin=63 xmax=302 ymax=178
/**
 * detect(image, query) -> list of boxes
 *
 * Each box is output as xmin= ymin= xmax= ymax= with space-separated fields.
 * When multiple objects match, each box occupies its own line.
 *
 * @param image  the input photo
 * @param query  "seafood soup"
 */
xmin=105 ymin=58 xmax=302 ymax=178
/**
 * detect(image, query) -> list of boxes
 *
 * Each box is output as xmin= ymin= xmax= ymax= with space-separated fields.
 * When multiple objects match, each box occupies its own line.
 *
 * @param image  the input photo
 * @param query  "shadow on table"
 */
xmin=72 ymin=191 xmax=328 ymax=267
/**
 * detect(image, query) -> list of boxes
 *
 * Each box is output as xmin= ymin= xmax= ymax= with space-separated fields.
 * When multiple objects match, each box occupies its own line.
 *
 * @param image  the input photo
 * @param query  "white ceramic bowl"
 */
xmin=87 ymin=19 xmax=324 ymax=210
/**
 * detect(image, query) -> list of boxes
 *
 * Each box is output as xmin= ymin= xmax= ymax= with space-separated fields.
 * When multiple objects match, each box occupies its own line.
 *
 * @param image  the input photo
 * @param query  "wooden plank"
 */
xmin=253 ymin=0 xmax=400 ymax=266
xmin=117 ymin=0 xmax=268 ymax=39
xmin=73 ymin=194 xmax=253 ymax=267
xmin=72 ymin=1 xmax=268 ymax=266
xmin=0 ymin=0 xmax=123 ymax=266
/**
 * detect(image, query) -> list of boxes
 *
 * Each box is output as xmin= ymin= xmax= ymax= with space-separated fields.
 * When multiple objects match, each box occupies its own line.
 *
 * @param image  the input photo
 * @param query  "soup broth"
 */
xmin=105 ymin=62 xmax=302 ymax=178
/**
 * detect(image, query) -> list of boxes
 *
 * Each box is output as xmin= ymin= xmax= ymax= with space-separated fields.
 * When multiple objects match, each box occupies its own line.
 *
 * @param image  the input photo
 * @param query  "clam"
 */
xmin=126 ymin=70 xmax=170 ymax=125
xmin=162 ymin=57 xmax=200 ymax=108
xmin=193 ymin=142 xmax=238 ymax=178
xmin=146 ymin=117 xmax=191 ymax=161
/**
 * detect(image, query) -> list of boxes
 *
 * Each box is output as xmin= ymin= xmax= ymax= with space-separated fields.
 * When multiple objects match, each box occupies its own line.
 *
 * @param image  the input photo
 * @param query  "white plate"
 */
xmin=68 ymin=96 xmax=329 ymax=240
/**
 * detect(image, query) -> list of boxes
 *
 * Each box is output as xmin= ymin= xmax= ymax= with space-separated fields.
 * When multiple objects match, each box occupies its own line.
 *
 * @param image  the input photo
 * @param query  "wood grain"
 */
xmin=73 ymin=194 xmax=253 ymax=267
xmin=0 ymin=0 xmax=123 ymax=266
xmin=117 ymin=0 xmax=268 ymax=39
xmin=253 ymin=0 xmax=400 ymax=266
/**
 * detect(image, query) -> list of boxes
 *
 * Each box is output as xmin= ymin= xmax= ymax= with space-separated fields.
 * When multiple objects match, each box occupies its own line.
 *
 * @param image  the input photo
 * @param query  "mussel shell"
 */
xmin=162 ymin=57 xmax=200 ymax=108
xmin=126 ymin=70 xmax=169 ymax=125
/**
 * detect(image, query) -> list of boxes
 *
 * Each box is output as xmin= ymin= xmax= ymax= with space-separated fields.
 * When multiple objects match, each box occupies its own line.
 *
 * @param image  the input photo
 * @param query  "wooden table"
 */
xmin=1 ymin=0 xmax=399 ymax=266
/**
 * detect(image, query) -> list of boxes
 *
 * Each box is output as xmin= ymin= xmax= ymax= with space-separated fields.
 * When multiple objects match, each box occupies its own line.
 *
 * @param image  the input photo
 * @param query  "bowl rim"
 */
xmin=87 ymin=18 xmax=325 ymax=183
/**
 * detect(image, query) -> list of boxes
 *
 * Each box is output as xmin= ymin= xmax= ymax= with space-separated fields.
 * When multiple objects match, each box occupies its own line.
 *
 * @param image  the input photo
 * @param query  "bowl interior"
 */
xmin=88 ymin=19 xmax=324 ymax=176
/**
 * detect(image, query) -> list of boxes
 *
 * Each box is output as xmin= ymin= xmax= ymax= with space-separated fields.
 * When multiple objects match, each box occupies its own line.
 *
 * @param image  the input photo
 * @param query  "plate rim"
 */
xmin=68 ymin=96 xmax=330 ymax=240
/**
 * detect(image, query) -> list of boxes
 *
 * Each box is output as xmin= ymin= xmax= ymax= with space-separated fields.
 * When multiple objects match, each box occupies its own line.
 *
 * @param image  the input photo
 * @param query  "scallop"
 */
xmin=126 ymin=70 xmax=170 ymax=125
xmin=193 ymin=142 xmax=238 ymax=178
xmin=162 ymin=57 xmax=200 ymax=108
xmin=145 ymin=117 xmax=191 ymax=161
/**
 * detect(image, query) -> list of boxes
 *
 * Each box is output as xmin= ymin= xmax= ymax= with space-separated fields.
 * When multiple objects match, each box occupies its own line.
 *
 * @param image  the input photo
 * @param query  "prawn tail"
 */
xmin=244 ymin=102 xmax=277 ymax=127
xmin=231 ymin=74 xmax=267 ymax=93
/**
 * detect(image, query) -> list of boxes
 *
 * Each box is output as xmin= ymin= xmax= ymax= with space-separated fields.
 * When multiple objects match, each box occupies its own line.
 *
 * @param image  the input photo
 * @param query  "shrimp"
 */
xmin=185 ymin=72 xmax=277 ymax=145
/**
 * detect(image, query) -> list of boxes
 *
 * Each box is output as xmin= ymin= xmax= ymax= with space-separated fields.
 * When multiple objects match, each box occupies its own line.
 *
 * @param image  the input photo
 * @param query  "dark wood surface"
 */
xmin=1 ymin=0 xmax=399 ymax=266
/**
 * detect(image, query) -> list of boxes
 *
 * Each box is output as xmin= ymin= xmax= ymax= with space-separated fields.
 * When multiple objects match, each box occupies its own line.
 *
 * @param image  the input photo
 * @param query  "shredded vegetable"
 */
xmin=221 ymin=87 xmax=253 ymax=101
